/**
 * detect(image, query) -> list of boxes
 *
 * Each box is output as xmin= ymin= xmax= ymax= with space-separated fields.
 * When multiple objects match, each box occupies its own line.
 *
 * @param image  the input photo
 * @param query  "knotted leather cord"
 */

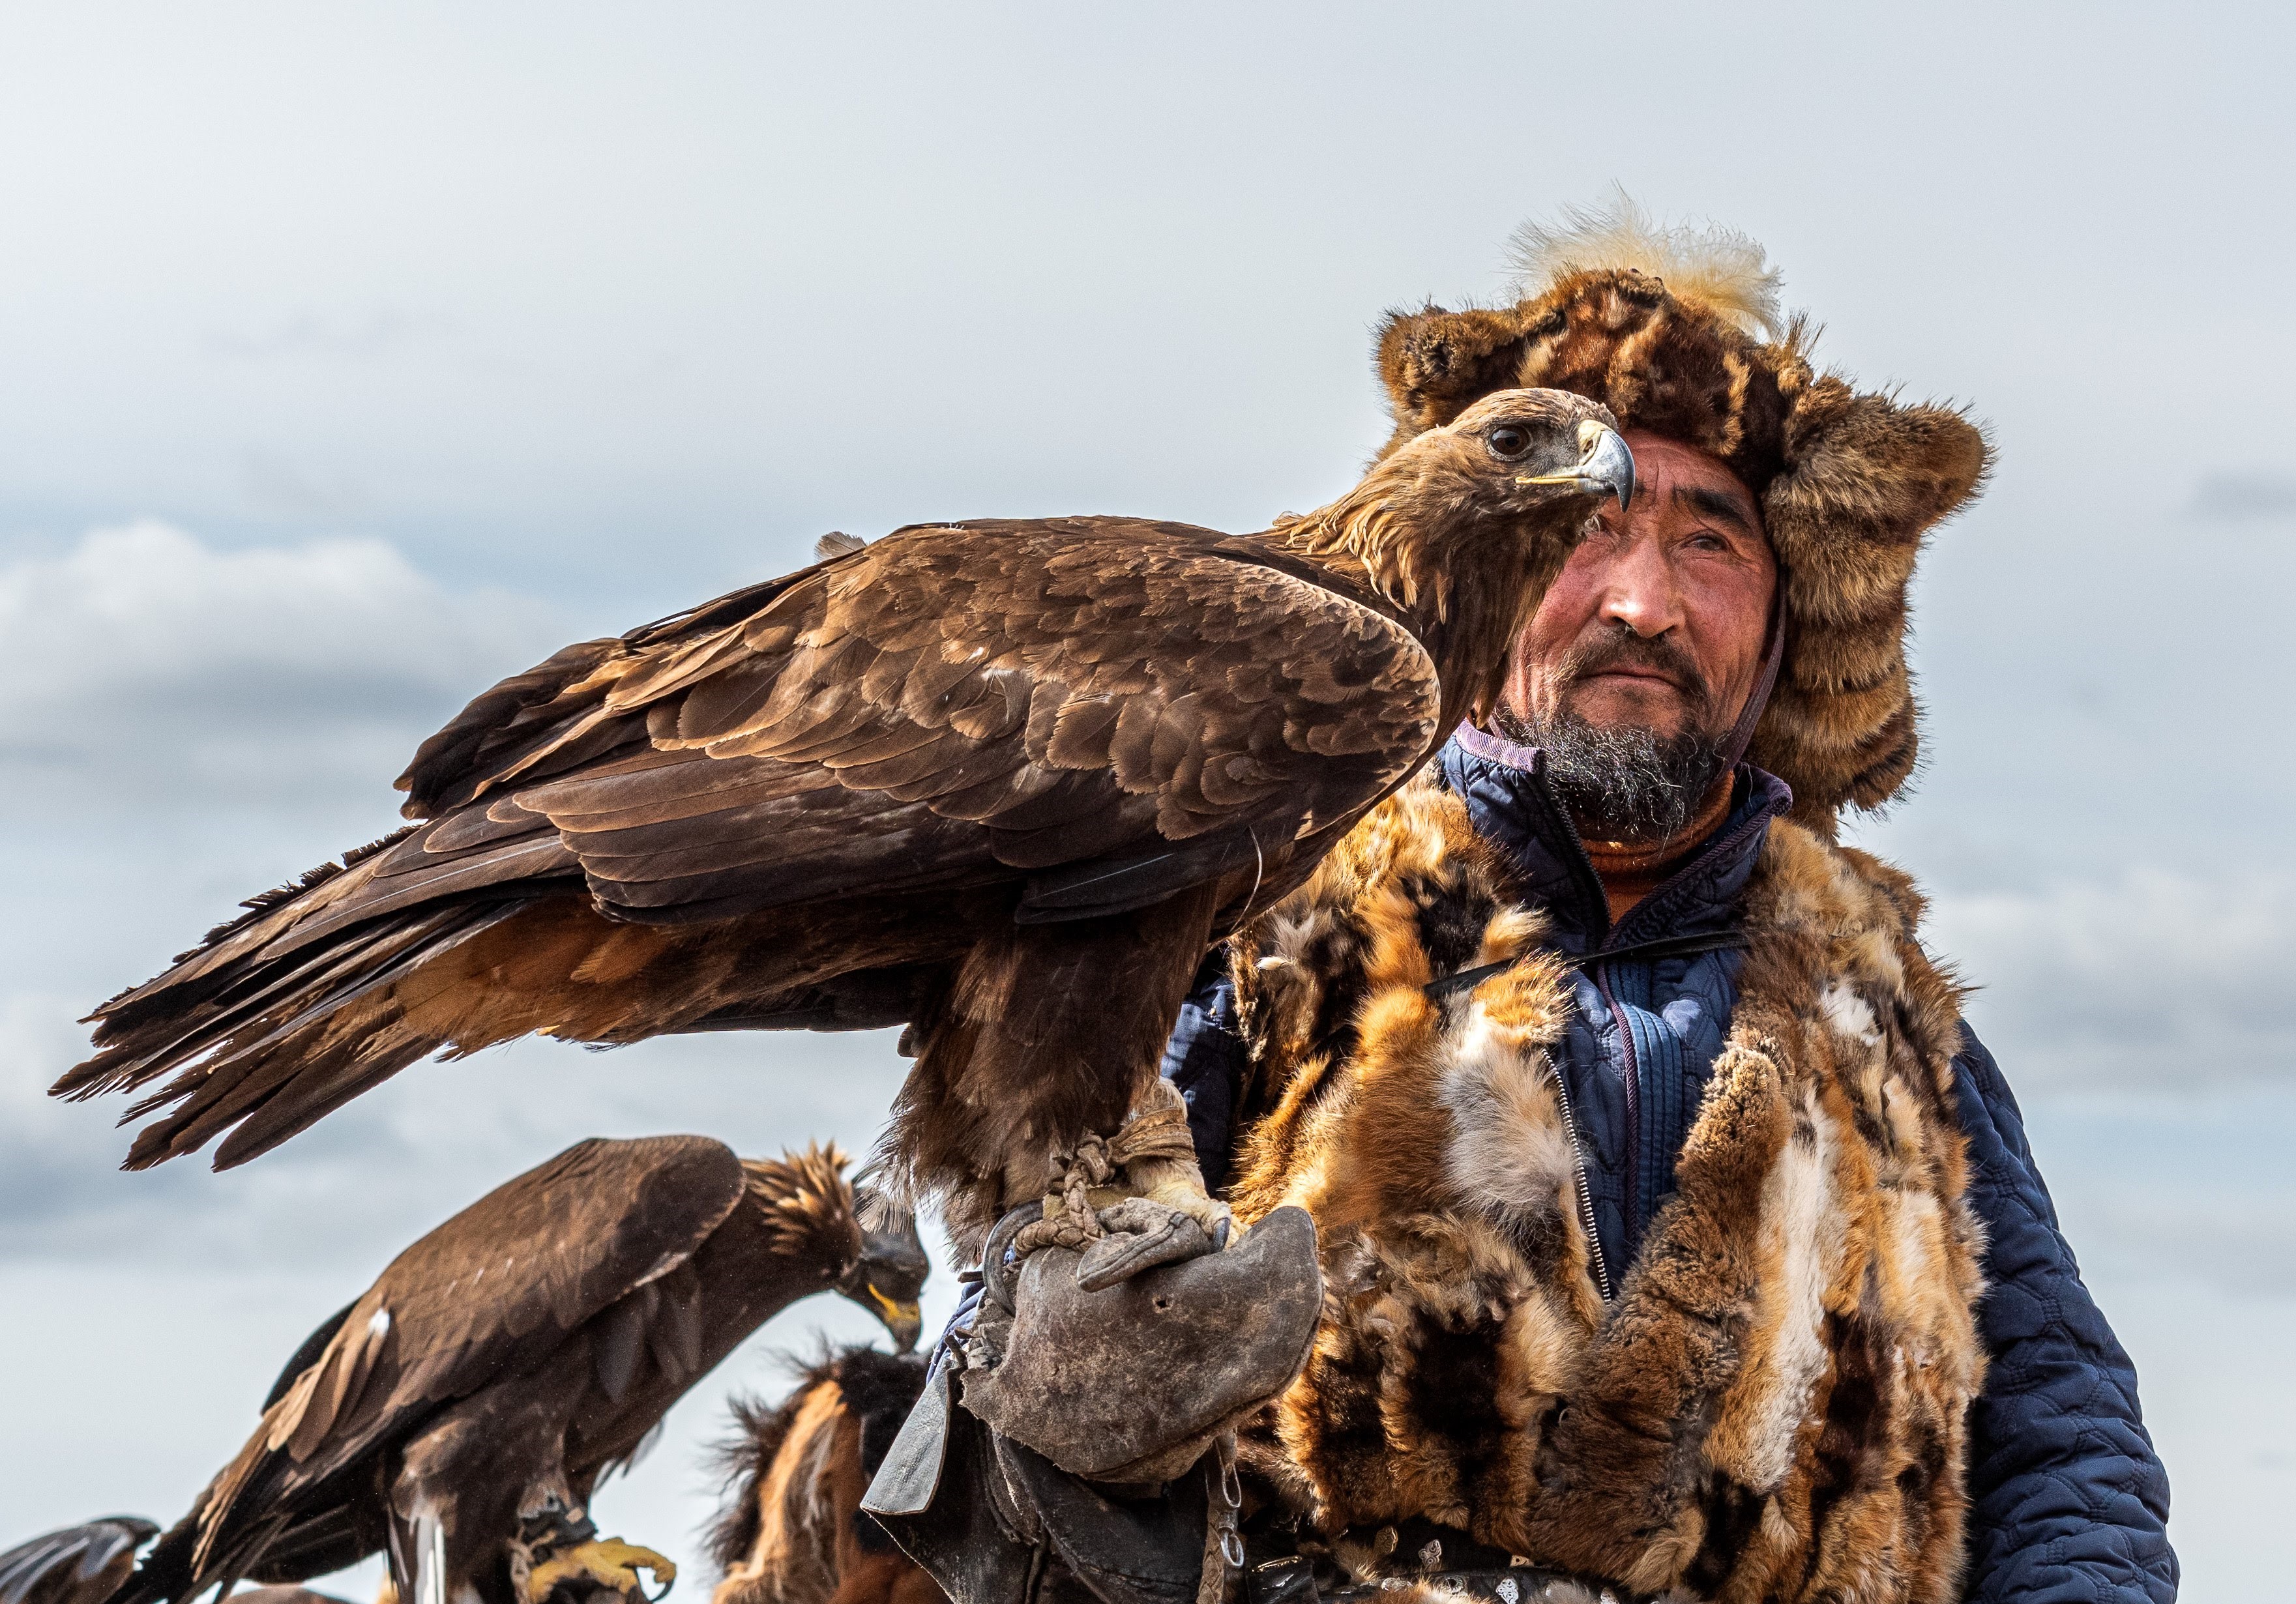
xmin=1010 ymin=1100 xmax=1200 ymax=1256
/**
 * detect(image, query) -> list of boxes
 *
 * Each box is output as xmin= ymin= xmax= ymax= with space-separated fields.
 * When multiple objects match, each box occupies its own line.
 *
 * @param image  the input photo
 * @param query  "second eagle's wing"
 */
xmin=0 ymin=1519 xmax=158 ymax=1604
xmin=168 ymin=1137 xmax=745 ymax=1590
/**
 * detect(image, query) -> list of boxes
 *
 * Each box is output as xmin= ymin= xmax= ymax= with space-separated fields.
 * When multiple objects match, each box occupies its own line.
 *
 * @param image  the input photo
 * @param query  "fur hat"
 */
xmin=1374 ymin=193 xmax=1991 ymax=830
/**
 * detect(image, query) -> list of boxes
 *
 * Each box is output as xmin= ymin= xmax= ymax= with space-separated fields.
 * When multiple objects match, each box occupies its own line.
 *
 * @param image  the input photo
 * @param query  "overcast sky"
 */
xmin=2 ymin=5 xmax=2291 ymax=1599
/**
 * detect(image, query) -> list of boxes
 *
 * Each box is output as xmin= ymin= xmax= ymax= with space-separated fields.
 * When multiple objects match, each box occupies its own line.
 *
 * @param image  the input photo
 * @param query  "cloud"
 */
xmin=0 ymin=991 xmax=226 ymax=1251
xmin=0 ymin=520 xmax=626 ymax=1270
xmin=1929 ymin=868 xmax=2296 ymax=1088
xmin=0 ymin=521 xmax=567 ymax=811
xmin=2020 ymin=1083 xmax=2296 ymax=1296
xmin=203 ymin=307 xmax=448 ymax=362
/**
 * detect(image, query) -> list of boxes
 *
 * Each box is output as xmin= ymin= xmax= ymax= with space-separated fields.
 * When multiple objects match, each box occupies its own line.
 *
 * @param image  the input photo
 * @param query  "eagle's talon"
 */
xmin=1141 ymin=1181 xmax=1240 ymax=1249
xmin=1076 ymin=1198 xmax=1211 ymax=1290
xmin=1196 ymin=1197 xmax=1241 ymax=1248
xmin=524 ymin=1538 xmax=677 ymax=1604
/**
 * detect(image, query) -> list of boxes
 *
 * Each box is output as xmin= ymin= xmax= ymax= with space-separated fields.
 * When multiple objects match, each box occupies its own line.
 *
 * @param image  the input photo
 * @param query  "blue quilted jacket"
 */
xmin=1161 ymin=734 xmax=2177 ymax=1603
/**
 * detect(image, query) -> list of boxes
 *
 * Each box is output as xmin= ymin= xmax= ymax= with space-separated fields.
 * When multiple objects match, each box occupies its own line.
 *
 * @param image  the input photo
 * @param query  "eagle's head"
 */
xmin=747 ymin=1148 xmax=928 ymax=1350
xmin=838 ymin=1184 xmax=930 ymax=1352
xmin=1285 ymin=388 xmax=1630 ymax=613
xmin=1443 ymin=388 xmax=1634 ymax=512
xmin=1282 ymin=386 xmax=1632 ymax=724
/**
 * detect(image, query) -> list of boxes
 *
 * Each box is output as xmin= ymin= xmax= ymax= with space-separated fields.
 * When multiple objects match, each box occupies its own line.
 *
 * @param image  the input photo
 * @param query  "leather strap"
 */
xmin=1718 ymin=603 xmax=1787 ymax=775
xmin=1424 ymin=929 xmax=1750 ymax=1003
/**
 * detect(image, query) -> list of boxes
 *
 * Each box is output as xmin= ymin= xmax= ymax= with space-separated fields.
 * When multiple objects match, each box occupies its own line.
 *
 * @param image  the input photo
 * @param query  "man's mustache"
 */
xmin=1557 ymin=628 xmax=1713 ymax=712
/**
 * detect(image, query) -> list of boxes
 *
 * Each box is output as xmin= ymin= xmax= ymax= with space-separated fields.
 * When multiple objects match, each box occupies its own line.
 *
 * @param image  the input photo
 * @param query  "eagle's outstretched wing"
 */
xmin=59 ymin=518 xmax=1437 ymax=1170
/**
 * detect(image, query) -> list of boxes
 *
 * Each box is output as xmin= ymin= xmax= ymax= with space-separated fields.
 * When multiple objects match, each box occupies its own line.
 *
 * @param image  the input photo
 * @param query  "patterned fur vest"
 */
xmin=1220 ymin=778 xmax=1987 ymax=1604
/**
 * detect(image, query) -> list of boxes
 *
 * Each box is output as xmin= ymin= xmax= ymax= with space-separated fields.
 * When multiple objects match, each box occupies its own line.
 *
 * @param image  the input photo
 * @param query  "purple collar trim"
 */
xmin=1450 ymin=721 xmax=1544 ymax=772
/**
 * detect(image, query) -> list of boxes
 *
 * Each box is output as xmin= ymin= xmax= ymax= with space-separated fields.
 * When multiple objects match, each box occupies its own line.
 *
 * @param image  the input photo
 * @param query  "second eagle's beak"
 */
xmin=1520 ymin=422 xmax=1635 ymax=510
xmin=866 ymin=1283 xmax=924 ymax=1352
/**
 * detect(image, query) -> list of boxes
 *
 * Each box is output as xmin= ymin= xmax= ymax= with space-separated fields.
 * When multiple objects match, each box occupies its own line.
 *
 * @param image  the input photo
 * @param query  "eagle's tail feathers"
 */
xmin=55 ymin=901 xmax=500 ymax=1106
xmin=51 ymin=901 xmax=525 ymax=1170
xmin=58 ymin=907 xmax=477 ymax=1106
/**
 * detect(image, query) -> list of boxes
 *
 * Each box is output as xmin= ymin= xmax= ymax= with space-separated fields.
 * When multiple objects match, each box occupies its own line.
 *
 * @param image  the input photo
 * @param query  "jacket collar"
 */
xmin=1435 ymin=725 xmax=1793 ymax=953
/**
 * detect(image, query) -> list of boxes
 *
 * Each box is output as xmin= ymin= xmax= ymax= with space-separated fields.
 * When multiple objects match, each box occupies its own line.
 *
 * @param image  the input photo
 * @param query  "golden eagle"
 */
xmin=114 ymin=1138 xmax=926 ymax=1604
xmin=56 ymin=392 xmax=1630 ymax=1239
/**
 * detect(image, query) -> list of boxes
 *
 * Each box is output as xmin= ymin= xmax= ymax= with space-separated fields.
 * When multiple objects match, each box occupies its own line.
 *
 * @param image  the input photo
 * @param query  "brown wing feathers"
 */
xmin=121 ymin=1137 xmax=761 ymax=1604
xmin=0 ymin=1519 xmax=160 ymax=1604
xmin=269 ymin=1137 xmax=746 ymax=1479
xmin=60 ymin=514 xmax=1438 ymax=1173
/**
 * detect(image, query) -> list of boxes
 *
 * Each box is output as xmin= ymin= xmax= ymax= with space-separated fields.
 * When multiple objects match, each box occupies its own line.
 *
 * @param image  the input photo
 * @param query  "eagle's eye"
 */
xmin=1486 ymin=425 xmax=1533 ymax=460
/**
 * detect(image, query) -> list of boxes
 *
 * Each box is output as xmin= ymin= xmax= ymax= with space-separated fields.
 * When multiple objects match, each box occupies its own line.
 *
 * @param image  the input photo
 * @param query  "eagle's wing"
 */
xmin=416 ymin=516 xmax=1434 ymax=916
xmin=63 ymin=518 xmax=1438 ymax=1167
xmin=0 ymin=1519 xmax=158 ymax=1604
xmin=265 ymin=1135 xmax=743 ymax=1480
xmin=180 ymin=1137 xmax=744 ymax=1581
xmin=260 ymin=1300 xmax=359 ymax=1412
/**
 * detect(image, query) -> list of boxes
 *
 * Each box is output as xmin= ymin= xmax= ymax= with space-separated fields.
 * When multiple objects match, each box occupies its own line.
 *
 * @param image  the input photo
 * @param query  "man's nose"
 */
xmin=1594 ymin=532 xmax=1684 ymax=638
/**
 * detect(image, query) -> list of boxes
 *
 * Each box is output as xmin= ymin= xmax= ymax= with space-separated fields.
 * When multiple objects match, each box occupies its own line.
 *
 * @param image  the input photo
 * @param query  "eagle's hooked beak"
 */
xmin=864 ymin=1283 xmax=924 ymax=1352
xmin=1519 ymin=421 xmax=1635 ymax=510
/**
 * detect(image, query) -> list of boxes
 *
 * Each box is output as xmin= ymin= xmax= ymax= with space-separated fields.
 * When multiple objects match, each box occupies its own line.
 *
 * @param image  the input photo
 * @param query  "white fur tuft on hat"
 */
xmin=1507 ymin=186 xmax=1784 ymax=341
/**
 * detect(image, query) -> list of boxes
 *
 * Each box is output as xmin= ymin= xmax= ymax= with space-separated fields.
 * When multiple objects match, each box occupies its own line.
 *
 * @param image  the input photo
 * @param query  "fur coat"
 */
xmin=1220 ymin=780 xmax=1987 ymax=1604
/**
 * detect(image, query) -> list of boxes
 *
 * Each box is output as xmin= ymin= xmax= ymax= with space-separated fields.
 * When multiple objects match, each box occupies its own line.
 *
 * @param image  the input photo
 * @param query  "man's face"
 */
xmin=1495 ymin=428 xmax=1777 ymax=839
xmin=1503 ymin=428 xmax=1776 ymax=743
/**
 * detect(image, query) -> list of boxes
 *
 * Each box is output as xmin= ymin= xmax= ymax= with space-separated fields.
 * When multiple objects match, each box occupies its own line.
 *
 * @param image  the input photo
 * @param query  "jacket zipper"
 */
xmin=1495 ymin=755 xmax=1781 ymax=1310
xmin=1592 ymin=965 xmax=1640 ymax=1247
xmin=1546 ymin=1049 xmax=1614 ymax=1303
xmin=1576 ymin=812 xmax=1775 ymax=1287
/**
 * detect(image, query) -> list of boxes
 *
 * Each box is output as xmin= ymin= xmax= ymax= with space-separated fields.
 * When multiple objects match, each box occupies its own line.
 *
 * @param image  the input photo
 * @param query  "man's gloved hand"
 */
xmin=960 ymin=1203 xmax=1319 ymax=1484
xmin=954 ymin=1079 xmax=1319 ymax=1485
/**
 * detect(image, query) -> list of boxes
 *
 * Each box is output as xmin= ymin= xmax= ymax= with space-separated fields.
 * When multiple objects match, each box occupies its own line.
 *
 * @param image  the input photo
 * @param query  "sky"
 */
xmin=1 ymin=2 xmax=2291 ymax=1597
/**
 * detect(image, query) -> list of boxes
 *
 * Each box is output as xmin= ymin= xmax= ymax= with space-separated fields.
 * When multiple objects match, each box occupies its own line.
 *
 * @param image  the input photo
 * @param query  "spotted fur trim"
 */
xmin=1371 ymin=205 xmax=1990 ymax=829
xmin=1226 ymin=781 xmax=1986 ymax=1603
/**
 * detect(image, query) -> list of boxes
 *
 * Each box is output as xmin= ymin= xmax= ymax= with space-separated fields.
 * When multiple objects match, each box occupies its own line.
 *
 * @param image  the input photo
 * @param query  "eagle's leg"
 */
xmin=1022 ymin=1074 xmax=1233 ymax=1256
xmin=1109 ymin=1077 xmax=1233 ymax=1244
xmin=389 ymin=1370 xmax=656 ymax=1604
xmin=898 ymin=883 xmax=1227 ymax=1259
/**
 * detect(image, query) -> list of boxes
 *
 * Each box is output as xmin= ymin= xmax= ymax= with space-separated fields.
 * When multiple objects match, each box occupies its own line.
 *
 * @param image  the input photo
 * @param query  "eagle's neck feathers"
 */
xmin=1274 ymin=471 xmax=1555 ymax=732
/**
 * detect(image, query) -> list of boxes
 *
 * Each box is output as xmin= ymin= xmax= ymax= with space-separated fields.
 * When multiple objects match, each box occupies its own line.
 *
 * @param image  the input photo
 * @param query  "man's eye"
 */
xmin=1487 ymin=426 xmax=1531 ymax=458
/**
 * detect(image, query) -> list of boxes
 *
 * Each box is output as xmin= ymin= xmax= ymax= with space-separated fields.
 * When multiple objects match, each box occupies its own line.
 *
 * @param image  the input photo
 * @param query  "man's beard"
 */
xmin=1492 ymin=628 xmax=1731 ymax=845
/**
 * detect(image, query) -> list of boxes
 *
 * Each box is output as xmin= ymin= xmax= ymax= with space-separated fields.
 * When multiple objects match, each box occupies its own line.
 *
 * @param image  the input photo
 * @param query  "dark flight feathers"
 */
xmin=181 ymin=1137 xmax=744 ymax=1575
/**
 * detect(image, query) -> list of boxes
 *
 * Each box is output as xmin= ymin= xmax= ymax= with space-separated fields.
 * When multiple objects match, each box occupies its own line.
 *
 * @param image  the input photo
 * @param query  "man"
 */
xmin=1157 ymin=210 xmax=2175 ymax=1602
xmin=876 ymin=207 xmax=2173 ymax=1604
